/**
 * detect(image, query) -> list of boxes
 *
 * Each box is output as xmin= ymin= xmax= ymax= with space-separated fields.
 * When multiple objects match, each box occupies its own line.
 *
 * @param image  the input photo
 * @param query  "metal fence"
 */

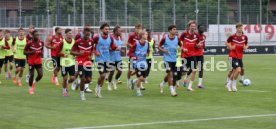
xmin=0 ymin=0 xmax=275 ymax=45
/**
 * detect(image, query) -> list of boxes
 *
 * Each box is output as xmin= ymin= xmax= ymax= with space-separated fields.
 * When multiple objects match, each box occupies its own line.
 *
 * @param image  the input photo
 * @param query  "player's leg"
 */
xmin=107 ymin=62 xmax=115 ymax=91
xmin=0 ymin=59 xmax=4 ymax=84
xmin=135 ymin=69 xmax=145 ymax=97
xmin=113 ymin=61 xmax=122 ymax=90
xmin=61 ymin=66 xmax=69 ymax=96
xmin=227 ymin=58 xmax=241 ymax=92
xmin=8 ymin=56 xmax=13 ymax=79
xmin=78 ymin=65 xmax=87 ymax=100
xmin=159 ymin=62 xmax=169 ymax=92
xmin=13 ymin=60 xmax=20 ymax=84
xmin=4 ymin=57 xmax=8 ymax=80
xmin=28 ymin=65 xmax=35 ymax=94
xmin=17 ymin=60 xmax=25 ymax=87
xmin=144 ymin=59 xmax=152 ymax=83
xmin=197 ymin=56 xmax=204 ymax=88
xmin=34 ymin=64 xmax=43 ymax=85
xmin=95 ymin=62 xmax=106 ymax=98
xmin=239 ymin=61 xmax=245 ymax=84
xmin=127 ymin=58 xmax=132 ymax=88
xmin=187 ymin=57 xmax=197 ymax=91
xmin=54 ymin=57 xmax=61 ymax=86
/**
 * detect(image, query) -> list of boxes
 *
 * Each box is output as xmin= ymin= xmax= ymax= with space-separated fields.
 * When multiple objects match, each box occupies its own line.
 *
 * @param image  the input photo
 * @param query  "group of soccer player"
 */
xmin=0 ymin=20 xmax=248 ymax=100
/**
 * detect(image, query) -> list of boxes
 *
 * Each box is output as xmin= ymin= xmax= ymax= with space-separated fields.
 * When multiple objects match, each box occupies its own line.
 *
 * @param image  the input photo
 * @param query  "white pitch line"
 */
xmin=67 ymin=113 xmax=276 ymax=129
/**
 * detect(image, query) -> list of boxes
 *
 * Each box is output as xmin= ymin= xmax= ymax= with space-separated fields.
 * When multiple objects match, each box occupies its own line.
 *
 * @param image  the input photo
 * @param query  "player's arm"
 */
xmin=45 ymin=35 xmax=55 ymax=49
xmin=2 ymin=40 xmax=10 ymax=49
xmin=24 ymin=42 xmax=35 ymax=55
xmin=40 ymin=41 xmax=44 ymax=57
xmin=11 ymin=37 xmax=16 ymax=52
xmin=57 ymin=42 xmax=66 ymax=57
xmin=127 ymin=35 xmax=134 ymax=48
xmin=128 ymin=43 xmax=137 ymax=60
xmin=158 ymin=37 xmax=168 ymax=54
xmin=70 ymin=41 xmax=84 ymax=56
xmin=109 ymin=37 xmax=118 ymax=51
xmin=226 ymin=36 xmax=235 ymax=50
xmin=74 ymin=33 xmax=81 ymax=41
xmin=92 ymin=35 xmax=100 ymax=56
xmin=244 ymin=36 xmax=249 ymax=50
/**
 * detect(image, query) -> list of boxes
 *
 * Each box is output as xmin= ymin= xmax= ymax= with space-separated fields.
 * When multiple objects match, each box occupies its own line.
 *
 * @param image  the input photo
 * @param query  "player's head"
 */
xmin=32 ymin=30 xmax=39 ymax=40
xmin=18 ymin=27 xmax=25 ymax=36
xmin=188 ymin=20 xmax=197 ymax=32
xmin=100 ymin=23 xmax=110 ymax=35
xmin=65 ymin=28 xmax=72 ymax=39
xmin=113 ymin=25 xmax=121 ymax=36
xmin=29 ymin=25 xmax=35 ymax=34
xmin=236 ymin=23 xmax=243 ymax=34
xmin=55 ymin=27 xmax=62 ymax=35
xmin=135 ymin=23 xmax=142 ymax=34
xmin=198 ymin=24 xmax=205 ymax=33
xmin=146 ymin=29 xmax=151 ymax=38
xmin=83 ymin=27 xmax=91 ymax=39
xmin=139 ymin=30 xmax=148 ymax=40
xmin=0 ymin=30 xmax=3 ymax=38
xmin=168 ymin=25 xmax=177 ymax=35
xmin=4 ymin=30 xmax=10 ymax=38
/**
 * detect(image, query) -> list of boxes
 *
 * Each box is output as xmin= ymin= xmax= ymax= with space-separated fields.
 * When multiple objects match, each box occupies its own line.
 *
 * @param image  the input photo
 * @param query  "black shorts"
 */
xmin=183 ymin=56 xmax=197 ymax=70
xmin=61 ymin=65 xmax=76 ymax=77
xmin=15 ymin=59 xmax=26 ymax=68
xmin=164 ymin=61 xmax=176 ymax=73
xmin=110 ymin=61 xmax=123 ymax=71
xmin=78 ymin=65 xmax=92 ymax=78
xmin=29 ymin=64 xmax=42 ymax=70
xmin=232 ymin=58 xmax=243 ymax=69
xmin=196 ymin=56 xmax=204 ymax=71
xmin=97 ymin=62 xmax=112 ymax=73
xmin=0 ymin=59 xmax=4 ymax=68
xmin=135 ymin=68 xmax=147 ymax=78
xmin=4 ymin=55 xmax=14 ymax=64
xmin=128 ymin=58 xmax=135 ymax=70
xmin=52 ymin=56 xmax=61 ymax=68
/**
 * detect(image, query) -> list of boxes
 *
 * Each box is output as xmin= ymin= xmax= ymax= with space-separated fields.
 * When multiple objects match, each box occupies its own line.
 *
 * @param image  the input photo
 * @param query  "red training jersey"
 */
xmin=50 ymin=35 xmax=63 ymax=57
xmin=194 ymin=33 xmax=206 ymax=56
xmin=24 ymin=40 xmax=44 ymax=65
xmin=180 ymin=31 xmax=200 ymax=57
xmin=127 ymin=32 xmax=140 ymax=57
xmin=227 ymin=33 xmax=248 ymax=59
xmin=72 ymin=38 xmax=93 ymax=66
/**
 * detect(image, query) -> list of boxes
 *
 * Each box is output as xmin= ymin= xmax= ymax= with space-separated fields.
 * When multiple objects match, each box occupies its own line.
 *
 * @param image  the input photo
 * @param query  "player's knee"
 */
xmin=86 ymin=78 xmax=91 ymax=83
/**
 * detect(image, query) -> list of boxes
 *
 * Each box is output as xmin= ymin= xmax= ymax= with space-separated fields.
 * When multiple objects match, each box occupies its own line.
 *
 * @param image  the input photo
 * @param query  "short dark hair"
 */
xmin=32 ymin=30 xmax=38 ymax=36
xmin=146 ymin=29 xmax=151 ymax=32
xmin=18 ymin=27 xmax=24 ymax=31
xmin=198 ymin=24 xmax=204 ymax=29
xmin=113 ymin=25 xmax=120 ymax=34
xmin=135 ymin=23 xmax=142 ymax=28
xmin=100 ymin=23 xmax=110 ymax=30
xmin=5 ymin=30 xmax=10 ymax=33
xmin=55 ymin=27 xmax=61 ymax=32
xmin=65 ymin=28 xmax=72 ymax=34
xmin=168 ymin=25 xmax=176 ymax=31
xmin=84 ymin=27 xmax=91 ymax=32
xmin=29 ymin=25 xmax=35 ymax=29
xmin=0 ymin=29 xmax=3 ymax=33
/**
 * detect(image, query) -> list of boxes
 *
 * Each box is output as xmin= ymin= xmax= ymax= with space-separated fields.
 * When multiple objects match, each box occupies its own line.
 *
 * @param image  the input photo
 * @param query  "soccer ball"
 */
xmin=243 ymin=79 xmax=251 ymax=86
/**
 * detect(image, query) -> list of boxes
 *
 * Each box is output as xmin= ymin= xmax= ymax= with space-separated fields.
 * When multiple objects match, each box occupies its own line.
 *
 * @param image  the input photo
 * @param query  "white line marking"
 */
xmin=67 ymin=113 xmax=276 ymax=129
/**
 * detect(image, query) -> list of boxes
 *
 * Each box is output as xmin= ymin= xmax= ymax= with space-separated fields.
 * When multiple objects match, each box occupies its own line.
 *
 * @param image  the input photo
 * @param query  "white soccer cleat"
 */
xmin=113 ymin=81 xmax=117 ymax=90
xmin=107 ymin=83 xmax=112 ymax=91
xmin=71 ymin=81 xmax=77 ymax=91
xmin=231 ymin=85 xmax=238 ymax=92
xmin=187 ymin=88 xmax=194 ymax=91
xmin=159 ymin=83 xmax=164 ymax=94
xmin=170 ymin=90 xmax=178 ymax=97
xmin=26 ymin=74 xmax=30 ymax=83
xmin=144 ymin=78 xmax=148 ymax=84
xmin=95 ymin=87 xmax=102 ymax=98
xmin=226 ymin=82 xmax=232 ymax=92
xmin=80 ymin=92 xmax=86 ymax=101
xmin=84 ymin=84 xmax=93 ymax=93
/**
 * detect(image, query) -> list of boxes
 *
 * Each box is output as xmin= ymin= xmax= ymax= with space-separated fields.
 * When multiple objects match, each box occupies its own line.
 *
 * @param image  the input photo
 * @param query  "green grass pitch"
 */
xmin=0 ymin=55 xmax=275 ymax=129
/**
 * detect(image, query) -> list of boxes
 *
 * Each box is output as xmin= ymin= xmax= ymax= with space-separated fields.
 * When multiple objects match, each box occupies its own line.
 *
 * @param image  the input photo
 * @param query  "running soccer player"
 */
xmin=24 ymin=30 xmax=44 ymax=95
xmin=58 ymin=28 xmax=76 ymax=96
xmin=4 ymin=30 xmax=14 ymax=80
xmin=226 ymin=23 xmax=248 ymax=92
xmin=180 ymin=20 xmax=200 ymax=91
xmin=93 ymin=23 xmax=117 ymax=98
xmin=0 ymin=30 xmax=11 ymax=84
xmin=46 ymin=27 xmax=63 ymax=86
xmin=72 ymin=26 xmax=93 ymax=93
xmin=158 ymin=25 xmax=182 ymax=97
xmin=184 ymin=24 xmax=206 ymax=88
xmin=25 ymin=25 xmax=35 ymax=83
xmin=126 ymin=23 xmax=142 ymax=89
xmin=129 ymin=31 xmax=149 ymax=96
xmin=71 ymin=27 xmax=93 ymax=100
xmin=144 ymin=29 xmax=156 ymax=84
xmin=12 ymin=28 xmax=27 ymax=87
xmin=107 ymin=25 xmax=124 ymax=91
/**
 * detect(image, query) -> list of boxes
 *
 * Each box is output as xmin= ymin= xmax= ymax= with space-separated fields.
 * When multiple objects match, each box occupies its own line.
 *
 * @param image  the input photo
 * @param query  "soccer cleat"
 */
xmin=113 ymin=82 xmax=118 ymax=90
xmin=29 ymin=83 xmax=35 ymax=95
xmin=231 ymin=85 xmax=238 ymax=92
xmin=63 ymin=90 xmax=68 ymax=97
xmin=55 ymin=81 xmax=60 ymax=86
xmin=183 ymin=80 xmax=188 ymax=87
xmin=18 ymin=82 xmax=22 ymax=87
xmin=187 ymin=88 xmax=194 ymax=91
xmin=170 ymin=90 xmax=178 ymax=97
xmin=136 ymin=92 xmax=143 ymax=97
xmin=159 ymin=83 xmax=164 ymax=94
xmin=85 ymin=87 xmax=93 ymax=93
xmin=131 ymin=80 xmax=135 ymax=90
xmin=95 ymin=87 xmax=102 ymax=98
xmin=140 ymin=85 xmax=146 ymax=90
xmin=239 ymin=80 xmax=244 ymax=84
xmin=197 ymin=85 xmax=204 ymax=88
xmin=117 ymin=80 xmax=123 ymax=84
xmin=71 ymin=81 xmax=77 ymax=91
xmin=144 ymin=78 xmax=148 ymax=84
xmin=13 ymin=76 xmax=17 ymax=84
xmin=51 ymin=74 xmax=55 ymax=83
xmin=107 ymin=84 xmax=112 ymax=91
xmin=80 ymin=93 xmax=86 ymax=101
